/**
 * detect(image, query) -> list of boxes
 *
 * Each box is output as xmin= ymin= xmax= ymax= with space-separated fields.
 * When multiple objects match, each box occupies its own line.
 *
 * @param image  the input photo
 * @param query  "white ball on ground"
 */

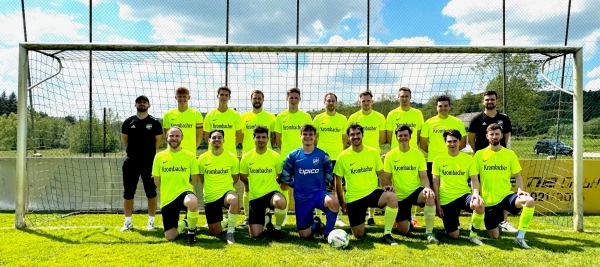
xmin=327 ymin=229 xmax=349 ymax=249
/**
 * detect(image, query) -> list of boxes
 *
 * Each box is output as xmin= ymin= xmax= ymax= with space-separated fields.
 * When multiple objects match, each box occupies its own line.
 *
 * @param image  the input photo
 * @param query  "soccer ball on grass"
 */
xmin=327 ymin=229 xmax=349 ymax=249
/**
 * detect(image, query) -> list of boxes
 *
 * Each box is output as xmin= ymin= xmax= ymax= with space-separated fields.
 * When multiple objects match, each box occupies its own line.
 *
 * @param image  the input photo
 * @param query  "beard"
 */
xmin=485 ymin=104 xmax=496 ymax=110
xmin=326 ymin=106 xmax=335 ymax=112
xmin=136 ymin=107 xmax=148 ymax=112
xmin=490 ymin=140 xmax=501 ymax=146
xmin=253 ymin=102 xmax=262 ymax=109
xmin=168 ymin=141 xmax=181 ymax=149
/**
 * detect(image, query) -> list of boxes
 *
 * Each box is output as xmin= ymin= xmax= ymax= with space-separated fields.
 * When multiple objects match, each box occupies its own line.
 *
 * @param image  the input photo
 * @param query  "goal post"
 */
xmin=14 ymin=43 xmax=584 ymax=231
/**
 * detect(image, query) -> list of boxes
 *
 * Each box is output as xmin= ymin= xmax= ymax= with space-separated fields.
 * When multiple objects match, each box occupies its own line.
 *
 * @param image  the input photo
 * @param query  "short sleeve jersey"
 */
xmin=241 ymin=110 xmax=276 ymax=154
xmin=432 ymin=152 xmax=478 ymax=205
xmin=240 ymin=149 xmax=283 ymax=200
xmin=204 ymin=108 xmax=243 ymax=155
xmin=197 ymin=150 xmax=239 ymax=203
xmin=474 ymin=147 xmax=522 ymax=206
xmin=468 ymin=112 xmax=512 ymax=152
xmin=152 ymin=149 xmax=199 ymax=208
xmin=312 ymin=112 xmax=348 ymax=160
xmin=348 ymin=110 xmax=386 ymax=154
xmin=383 ymin=147 xmax=427 ymax=200
xmin=386 ymin=107 xmax=424 ymax=149
xmin=121 ymin=115 xmax=162 ymax=160
xmin=163 ymin=108 xmax=204 ymax=154
xmin=333 ymin=146 xmax=383 ymax=203
xmin=421 ymin=115 xmax=467 ymax=162
xmin=274 ymin=110 xmax=313 ymax=159
xmin=281 ymin=148 xmax=333 ymax=201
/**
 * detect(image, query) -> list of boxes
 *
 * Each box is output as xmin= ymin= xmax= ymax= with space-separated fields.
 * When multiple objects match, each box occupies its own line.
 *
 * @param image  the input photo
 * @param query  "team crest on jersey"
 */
xmin=313 ymin=157 xmax=320 ymax=165
xmin=497 ymin=120 xmax=504 ymax=126
xmin=146 ymin=123 xmax=153 ymax=130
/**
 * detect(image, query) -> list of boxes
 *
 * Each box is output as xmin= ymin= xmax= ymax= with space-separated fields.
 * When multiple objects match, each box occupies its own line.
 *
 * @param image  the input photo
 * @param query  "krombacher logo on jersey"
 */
xmin=350 ymin=166 xmax=373 ymax=174
xmin=213 ymin=123 xmax=233 ymax=129
xmin=250 ymin=167 xmax=273 ymax=174
xmin=320 ymin=127 xmax=341 ymax=132
xmin=206 ymin=168 xmax=230 ymax=175
xmin=283 ymin=125 xmax=302 ymax=130
xmin=442 ymin=170 xmax=466 ymax=176
xmin=394 ymin=165 xmax=417 ymax=171
xmin=246 ymin=124 xmax=260 ymax=130
xmin=162 ymin=165 xmax=188 ymax=172
xmin=396 ymin=122 xmax=416 ymax=128
xmin=171 ymin=123 xmax=194 ymax=129
xmin=433 ymin=129 xmax=446 ymax=133
xmin=363 ymin=126 xmax=377 ymax=131
xmin=484 ymin=164 xmax=508 ymax=171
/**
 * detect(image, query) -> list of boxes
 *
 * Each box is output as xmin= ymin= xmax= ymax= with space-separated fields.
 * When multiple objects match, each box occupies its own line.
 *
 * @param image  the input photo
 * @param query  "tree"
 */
xmin=0 ymin=91 xmax=7 ymax=116
xmin=7 ymin=92 xmax=17 ymax=115
xmin=68 ymin=111 xmax=120 ymax=154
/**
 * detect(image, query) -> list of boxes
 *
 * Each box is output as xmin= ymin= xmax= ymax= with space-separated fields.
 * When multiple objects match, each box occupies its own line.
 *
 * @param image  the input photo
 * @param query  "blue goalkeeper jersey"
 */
xmin=281 ymin=147 xmax=333 ymax=201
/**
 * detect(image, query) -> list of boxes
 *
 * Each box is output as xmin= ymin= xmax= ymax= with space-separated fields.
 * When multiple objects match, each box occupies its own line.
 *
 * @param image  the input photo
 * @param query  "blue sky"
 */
xmin=1 ymin=0 xmax=599 ymax=116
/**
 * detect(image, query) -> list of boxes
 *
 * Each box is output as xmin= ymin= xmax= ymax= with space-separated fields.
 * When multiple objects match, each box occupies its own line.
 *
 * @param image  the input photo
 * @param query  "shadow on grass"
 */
xmin=19 ymin=228 xmax=166 ymax=245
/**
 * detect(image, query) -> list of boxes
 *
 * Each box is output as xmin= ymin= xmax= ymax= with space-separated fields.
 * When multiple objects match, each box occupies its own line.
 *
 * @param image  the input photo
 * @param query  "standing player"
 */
xmin=312 ymin=92 xmax=348 ymax=226
xmin=152 ymin=127 xmax=200 ymax=244
xmin=240 ymin=126 xmax=288 ymax=239
xmin=432 ymin=130 xmax=485 ymax=245
xmin=334 ymin=124 xmax=399 ymax=245
xmin=204 ymin=86 xmax=243 ymax=156
xmin=468 ymin=90 xmax=516 ymax=233
xmin=385 ymin=87 xmax=425 ymax=228
xmin=120 ymin=95 xmax=163 ymax=231
xmin=475 ymin=123 xmax=536 ymax=249
xmin=347 ymin=91 xmax=386 ymax=226
xmin=197 ymin=130 xmax=240 ymax=245
xmin=239 ymin=90 xmax=276 ymax=227
xmin=163 ymin=86 xmax=204 ymax=155
xmin=281 ymin=124 xmax=340 ymax=239
xmin=420 ymin=95 xmax=466 ymax=189
xmin=380 ymin=125 xmax=438 ymax=244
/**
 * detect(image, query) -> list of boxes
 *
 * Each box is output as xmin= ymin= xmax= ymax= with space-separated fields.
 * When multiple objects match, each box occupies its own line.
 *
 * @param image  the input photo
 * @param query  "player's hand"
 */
xmin=383 ymin=185 xmax=395 ymax=193
xmin=471 ymin=194 xmax=484 ymax=206
xmin=422 ymin=188 xmax=435 ymax=199
xmin=436 ymin=205 xmax=444 ymax=219
xmin=517 ymin=189 xmax=530 ymax=197
xmin=340 ymin=202 xmax=348 ymax=214
xmin=280 ymin=183 xmax=290 ymax=191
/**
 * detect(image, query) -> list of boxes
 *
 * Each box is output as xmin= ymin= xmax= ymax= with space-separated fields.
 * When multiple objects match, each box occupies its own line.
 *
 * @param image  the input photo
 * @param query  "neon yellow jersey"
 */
xmin=313 ymin=112 xmax=348 ymax=160
xmin=240 ymin=149 xmax=283 ymax=200
xmin=347 ymin=110 xmax=386 ymax=154
xmin=383 ymin=147 xmax=427 ymax=200
xmin=204 ymin=108 xmax=242 ymax=155
xmin=152 ymin=149 xmax=199 ymax=208
xmin=241 ymin=110 xmax=276 ymax=154
xmin=432 ymin=152 xmax=478 ymax=205
xmin=421 ymin=115 xmax=466 ymax=162
xmin=163 ymin=108 xmax=204 ymax=154
xmin=333 ymin=146 xmax=383 ymax=203
xmin=274 ymin=110 xmax=312 ymax=159
xmin=197 ymin=150 xmax=239 ymax=203
xmin=474 ymin=147 xmax=522 ymax=206
xmin=386 ymin=107 xmax=424 ymax=149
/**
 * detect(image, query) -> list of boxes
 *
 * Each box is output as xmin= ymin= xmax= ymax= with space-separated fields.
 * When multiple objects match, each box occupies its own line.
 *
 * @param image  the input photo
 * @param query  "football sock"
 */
xmin=148 ymin=216 xmax=155 ymax=223
xmin=368 ymin=208 xmax=375 ymax=219
xmin=177 ymin=219 xmax=188 ymax=234
xmin=325 ymin=209 xmax=337 ymax=235
xmin=470 ymin=212 xmax=485 ymax=237
xmin=263 ymin=215 xmax=270 ymax=230
xmin=384 ymin=206 xmax=398 ymax=235
xmin=221 ymin=219 xmax=228 ymax=229
xmin=124 ymin=216 xmax=132 ymax=223
xmin=517 ymin=206 xmax=535 ymax=238
xmin=227 ymin=213 xmax=238 ymax=233
xmin=274 ymin=208 xmax=286 ymax=230
xmin=424 ymin=205 xmax=436 ymax=234
xmin=243 ymin=192 xmax=249 ymax=216
xmin=187 ymin=210 xmax=199 ymax=230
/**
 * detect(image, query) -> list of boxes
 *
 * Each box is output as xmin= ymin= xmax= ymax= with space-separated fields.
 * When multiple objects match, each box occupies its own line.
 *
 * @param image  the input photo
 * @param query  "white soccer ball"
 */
xmin=327 ymin=229 xmax=349 ymax=249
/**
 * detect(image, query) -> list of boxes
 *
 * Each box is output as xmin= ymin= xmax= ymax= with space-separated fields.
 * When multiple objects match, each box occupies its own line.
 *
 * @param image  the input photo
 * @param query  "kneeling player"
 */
xmin=240 ymin=126 xmax=288 ymax=240
xmin=475 ymin=123 xmax=536 ymax=249
xmin=433 ymin=130 xmax=485 ymax=245
xmin=153 ymin=126 xmax=200 ymax=244
xmin=282 ymin=124 xmax=340 ymax=239
xmin=198 ymin=130 xmax=240 ymax=244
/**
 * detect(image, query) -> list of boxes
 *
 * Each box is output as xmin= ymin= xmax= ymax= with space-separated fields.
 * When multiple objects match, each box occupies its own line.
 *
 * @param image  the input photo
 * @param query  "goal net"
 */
xmin=13 ymin=44 xmax=584 ymax=230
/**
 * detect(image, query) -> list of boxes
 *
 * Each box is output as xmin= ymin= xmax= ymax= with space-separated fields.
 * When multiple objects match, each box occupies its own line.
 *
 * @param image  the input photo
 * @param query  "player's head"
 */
xmin=135 ymin=95 xmax=150 ymax=112
xmin=208 ymin=129 xmax=225 ymax=149
xmin=251 ymin=90 xmax=264 ymax=109
xmin=253 ymin=125 xmax=269 ymax=149
xmin=436 ymin=95 xmax=451 ymax=116
xmin=486 ymin=123 xmax=503 ymax=146
xmin=166 ymin=126 xmax=183 ymax=149
xmin=443 ymin=129 xmax=462 ymax=152
xmin=175 ymin=86 xmax=190 ymax=105
xmin=398 ymin=87 xmax=412 ymax=107
xmin=324 ymin=92 xmax=338 ymax=112
xmin=395 ymin=125 xmax=413 ymax=146
xmin=217 ymin=86 xmax=231 ymax=103
xmin=358 ymin=91 xmax=373 ymax=111
xmin=287 ymin=88 xmax=301 ymax=108
xmin=483 ymin=90 xmax=498 ymax=110
xmin=300 ymin=124 xmax=317 ymax=146
xmin=347 ymin=123 xmax=364 ymax=147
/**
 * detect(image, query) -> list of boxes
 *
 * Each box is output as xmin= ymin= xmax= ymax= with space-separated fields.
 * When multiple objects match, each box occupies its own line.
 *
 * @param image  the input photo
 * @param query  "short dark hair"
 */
xmin=209 ymin=129 xmax=224 ymax=139
xmin=218 ymin=86 xmax=231 ymax=95
xmin=175 ymin=86 xmax=189 ymax=95
xmin=443 ymin=129 xmax=462 ymax=141
xmin=287 ymin=87 xmax=301 ymax=96
xmin=395 ymin=125 xmax=413 ymax=136
xmin=486 ymin=123 xmax=503 ymax=133
xmin=253 ymin=125 xmax=269 ymax=137
xmin=359 ymin=91 xmax=373 ymax=99
xmin=251 ymin=90 xmax=264 ymax=99
xmin=324 ymin=92 xmax=338 ymax=101
xmin=436 ymin=95 xmax=451 ymax=105
xmin=398 ymin=87 xmax=411 ymax=95
xmin=484 ymin=90 xmax=498 ymax=99
xmin=347 ymin=123 xmax=364 ymax=135
xmin=300 ymin=124 xmax=317 ymax=134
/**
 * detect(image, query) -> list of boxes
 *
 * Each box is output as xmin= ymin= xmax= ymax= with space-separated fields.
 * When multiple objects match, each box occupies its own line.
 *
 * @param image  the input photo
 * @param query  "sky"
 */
xmin=1 ymin=0 xmax=599 ymax=117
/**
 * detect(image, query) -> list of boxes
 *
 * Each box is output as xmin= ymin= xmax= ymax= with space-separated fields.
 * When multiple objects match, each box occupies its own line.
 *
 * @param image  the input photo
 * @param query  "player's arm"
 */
xmin=203 ymin=131 xmax=210 ymax=145
xmin=198 ymin=174 xmax=205 ymax=185
xmin=419 ymin=170 xmax=430 ymax=189
xmin=236 ymin=129 xmax=243 ymax=145
xmin=420 ymin=137 xmax=429 ymax=152
xmin=335 ymin=175 xmax=346 ymax=212
xmin=504 ymin=133 xmax=511 ymax=148
xmin=379 ymin=130 xmax=386 ymax=145
xmin=416 ymin=130 xmax=421 ymax=146
xmin=194 ymin=128 xmax=202 ymax=148
xmin=275 ymin=132 xmax=282 ymax=148
xmin=154 ymin=175 xmax=161 ymax=188
xmin=459 ymin=136 xmax=467 ymax=150
xmin=468 ymin=133 xmax=476 ymax=153
xmin=190 ymin=174 xmax=199 ymax=187
xmin=232 ymin=174 xmax=239 ymax=186
xmin=432 ymin=174 xmax=443 ymax=217
xmin=379 ymin=171 xmax=394 ymax=193
xmin=514 ymin=171 xmax=528 ymax=196
xmin=240 ymin=174 xmax=248 ymax=184
xmin=280 ymin=157 xmax=295 ymax=188
xmin=470 ymin=174 xmax=481 ymax=198
xmin=342 ymin=134 xmax=348 ymax=148
xmin=154 ymin=135 xmax=162 ymax=150
xmin=121 ymin=134 xmax=128 ymax=147
xmin=386 ymin=130 xmax=392 ymax=146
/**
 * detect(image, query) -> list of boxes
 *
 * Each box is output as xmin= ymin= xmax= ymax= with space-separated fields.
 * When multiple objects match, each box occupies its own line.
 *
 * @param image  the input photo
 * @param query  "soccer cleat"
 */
xmin=469 ymin=236 xmax=484 ymax=246
xmin=146 ymin=221 xmax=155 ymax=231
xmin=367 ymin=218 xmax=376 ymax=226
xmin=226 ymin=232 xmax=235 ymax=245
xmin=382 ymin=234 xmax=398 ymax=246
xmin=411 ymin=218 xmax=422 ymax=228
xmin=313 ymin=217 xmax=325 ymax=237
xmin=120 ymin=221 xmax=133 ymax=232
xmin=186 ymin=228 xmax=197 ymax=245
xmin=240 ymin=218 xmax=250 ymax=227
xmin=335 ymin=217 xmax=347 ymax=227
xmin=426 ymin=233 xmax=439 ymax=244
xmin=272 ymin=229 xmax=284 ymax=241
xmin=499 ymin=221 xmax=518 ymax=233
xmin=514 ymin=238 xmax=531 ymax=249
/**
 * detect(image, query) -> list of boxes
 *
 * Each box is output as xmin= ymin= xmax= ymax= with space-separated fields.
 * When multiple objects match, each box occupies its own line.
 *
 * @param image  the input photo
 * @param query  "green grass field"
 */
xmin=2 ymin=213 xmax=600 ymax=267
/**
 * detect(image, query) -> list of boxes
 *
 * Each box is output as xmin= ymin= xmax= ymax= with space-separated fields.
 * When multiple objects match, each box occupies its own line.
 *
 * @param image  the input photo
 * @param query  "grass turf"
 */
xmin=1 ymin=213 xmax=600 ymax=266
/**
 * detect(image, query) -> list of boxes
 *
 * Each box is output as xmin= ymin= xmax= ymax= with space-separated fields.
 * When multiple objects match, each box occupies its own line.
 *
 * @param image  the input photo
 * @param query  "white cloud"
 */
xmin=585 ymin=78 xmax=600 ymax=91
xmin=74 ymin=0 xmax=110 ymax=6
xmin=588 ymin=66 xmax=600 ymax=78
xmin=0 ymin=8 xmax=86 ymax=42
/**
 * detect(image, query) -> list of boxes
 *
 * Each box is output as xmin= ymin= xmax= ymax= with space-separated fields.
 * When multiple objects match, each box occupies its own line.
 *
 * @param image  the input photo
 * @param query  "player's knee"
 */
xmin=487 ymin=230 xmax=499 ymax=239
xmin=447 ymin=230 xmax=460 ymax=239
xmin=397 ymin=224 xmax=409 ymax=236
xmin=298 ymin=230 xmax=312 ymax=238
xmin=123 ymin=191 xmax=135 ymax=200
xmin=145 ymin=191 xmax=157 ymax=199
xmin=525 ymin=197 xmax=535 ymax=207
xmin=327 ymin=196 xmax=340 ymax=210
xmin=165 ymin=232 xmax=178 ymax=241
xmin=425 ymin=198 xmax=435 ymax=206
xmin=474 ymin=205 xmax=485 ymax=214
xmin=208 ymin=226 xmax=222 ymax=236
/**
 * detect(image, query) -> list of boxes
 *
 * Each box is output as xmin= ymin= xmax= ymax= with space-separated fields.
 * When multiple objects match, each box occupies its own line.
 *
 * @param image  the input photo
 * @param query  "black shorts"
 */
xmin=441 ymin=194 xmax=473 ymax=233
xmin=122 ymin=157 xmax=156 ymax=199
xmin=396 ymin=187 xmax=425 ymax=222
xmin=484 ymin=193 xmax=522 ymax=230
xmin=161 ymin=191 xmax=194 ymax=231
xmin=248 ymin=191 xmax=280 ymax=225
xmin=346 ymin=189 xmax=385 ymax=227
xmin=426 ymin=162 xmax=433 ymax=188
xmin=204 ymin=191 xmax=234 ymax=225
